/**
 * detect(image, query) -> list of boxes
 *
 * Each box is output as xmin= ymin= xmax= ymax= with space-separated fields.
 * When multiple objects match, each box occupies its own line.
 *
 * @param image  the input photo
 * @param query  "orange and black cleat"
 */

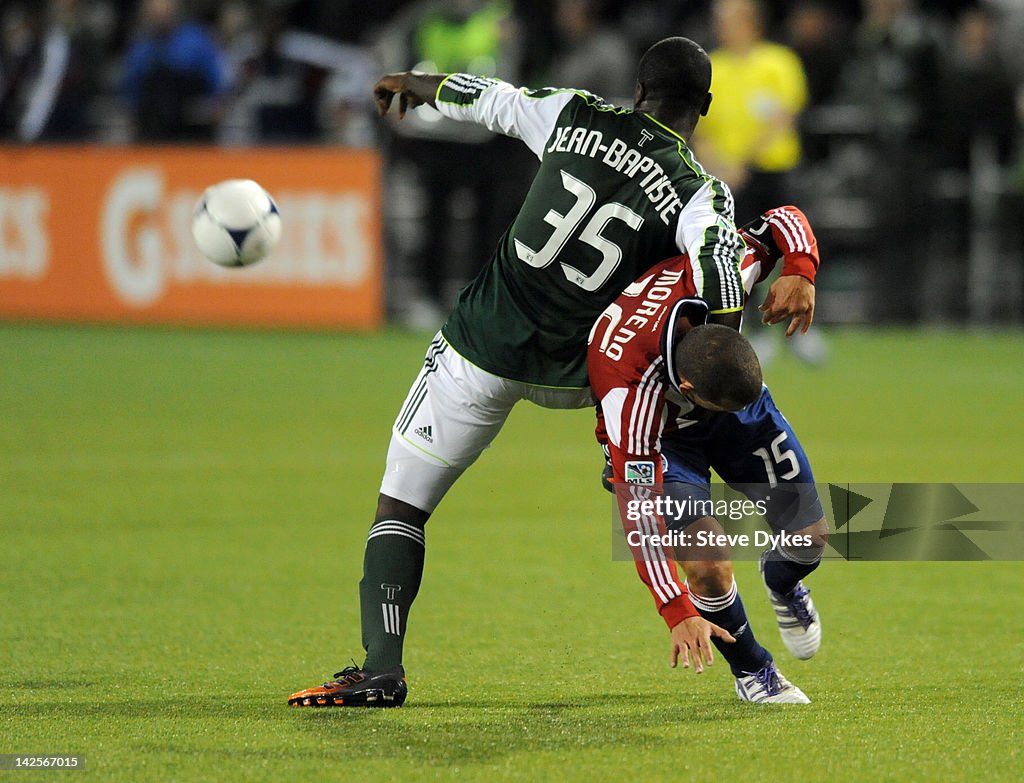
xmin=287 ymin=665 xmax=407 ymax=708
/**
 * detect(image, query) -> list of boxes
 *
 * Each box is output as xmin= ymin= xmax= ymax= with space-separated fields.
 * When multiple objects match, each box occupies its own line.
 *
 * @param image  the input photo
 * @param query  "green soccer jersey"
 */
xmin=434 ymin=74 xmax=745 ymax=388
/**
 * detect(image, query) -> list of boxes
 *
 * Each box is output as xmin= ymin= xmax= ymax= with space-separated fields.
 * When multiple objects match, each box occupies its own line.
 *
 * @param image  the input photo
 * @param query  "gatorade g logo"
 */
xmin=100 ymin=167 xmax=374 ymax=307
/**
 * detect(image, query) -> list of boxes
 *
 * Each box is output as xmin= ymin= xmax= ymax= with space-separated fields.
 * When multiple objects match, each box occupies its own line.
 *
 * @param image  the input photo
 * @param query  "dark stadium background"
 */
xmin=1 ymin=0 xmax=1021 ymax=327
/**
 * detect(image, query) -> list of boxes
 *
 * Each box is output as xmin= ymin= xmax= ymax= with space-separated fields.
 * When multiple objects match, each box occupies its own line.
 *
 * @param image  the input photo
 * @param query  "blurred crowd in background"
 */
xmin=2 ymin=0 xmax=1022 ymax=330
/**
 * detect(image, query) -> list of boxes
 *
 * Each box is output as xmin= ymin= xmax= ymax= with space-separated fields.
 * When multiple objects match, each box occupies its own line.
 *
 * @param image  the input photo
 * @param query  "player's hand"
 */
xmin=670 ymin=616 xmax=735 ymax=674
xmin=760 ymin=274 xmax=815 ymax=337
xmin=373 ymin=73 xmax=425 ymax=119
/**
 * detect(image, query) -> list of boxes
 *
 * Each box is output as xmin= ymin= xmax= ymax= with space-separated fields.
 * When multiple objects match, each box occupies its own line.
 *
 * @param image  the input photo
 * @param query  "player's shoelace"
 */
xmin=753 ymin=663 xmax=783 ymax=696
xmin=783 ymin=585 xmax=814 ymax=629
xmin=326 ymin=665 xmax=365 ymax=687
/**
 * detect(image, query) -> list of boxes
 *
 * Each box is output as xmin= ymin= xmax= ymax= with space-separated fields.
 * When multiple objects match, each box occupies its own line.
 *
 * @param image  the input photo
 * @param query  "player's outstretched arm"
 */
xmin=749 ymin=205 xmax=820 ymax=336
xmin=670 ymin=616 xmax=736 ymax=674
xmin=373 ymin=72 xmax=447 ymax=118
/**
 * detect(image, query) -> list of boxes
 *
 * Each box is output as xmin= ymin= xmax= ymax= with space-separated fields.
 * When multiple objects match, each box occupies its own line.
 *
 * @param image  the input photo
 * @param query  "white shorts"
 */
xmin=379 ymin=333 xmax=594 ymax=513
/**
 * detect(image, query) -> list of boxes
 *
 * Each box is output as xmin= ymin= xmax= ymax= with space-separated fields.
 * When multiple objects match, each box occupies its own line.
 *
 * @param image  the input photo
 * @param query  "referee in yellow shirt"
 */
xmin=695 ymin=0 xmax=826 ymax=365
xmin=694 ymin=0 xmax=809 ymax=224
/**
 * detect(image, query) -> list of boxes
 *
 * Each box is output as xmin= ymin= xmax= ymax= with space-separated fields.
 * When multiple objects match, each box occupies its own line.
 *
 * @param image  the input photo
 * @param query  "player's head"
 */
xmin=634 ymin=37 xmax=713 ymax=134
xmin=142 ymin=0 xmax=180 ymax=31
xmin=675 ymin=324 xmax=762 ymax=412
xmin=714 ymin=0 xmax=765 ymax=50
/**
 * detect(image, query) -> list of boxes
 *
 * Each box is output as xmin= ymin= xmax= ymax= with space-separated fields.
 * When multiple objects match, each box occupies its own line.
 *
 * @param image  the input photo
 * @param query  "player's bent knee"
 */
xmin=782 ymin=516 xmax=828 ymax=564
xmin=800 ymin=516 xmax=829 ymax=546
xmin=681 ymin=558 xmax=734 ymax=598
xmin=671 ymin=518 xmax=735 ymax=593
xmin=675 ymin=515 xmax=730 ymax=561
xmin=379 ymin=433 xmax=469 ymax=515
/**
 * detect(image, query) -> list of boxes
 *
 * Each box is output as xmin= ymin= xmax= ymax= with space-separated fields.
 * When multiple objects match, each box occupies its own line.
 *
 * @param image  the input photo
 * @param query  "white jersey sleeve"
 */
xmin=673 ymin=178 xmax=746 ymax=314
xmin=433 ymin=74 xmax=576 ymax=159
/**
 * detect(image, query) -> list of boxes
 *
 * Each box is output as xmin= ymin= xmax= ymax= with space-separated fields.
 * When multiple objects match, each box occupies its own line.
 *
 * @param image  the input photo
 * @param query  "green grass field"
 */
xmin=1 ymin=324 xmax=1022 ymax=782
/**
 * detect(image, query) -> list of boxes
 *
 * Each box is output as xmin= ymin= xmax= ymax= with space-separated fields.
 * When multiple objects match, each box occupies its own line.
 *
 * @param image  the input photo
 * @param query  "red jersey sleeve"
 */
xmin=765 ymin=205 xmax=820 ymax=283
xmin=587 ymin=258 xmax=702 ymax=629
xmin=739 ymin=205 xmax=820 ymax=285
xmin=592 ymin=368 xmax=698 ymax=629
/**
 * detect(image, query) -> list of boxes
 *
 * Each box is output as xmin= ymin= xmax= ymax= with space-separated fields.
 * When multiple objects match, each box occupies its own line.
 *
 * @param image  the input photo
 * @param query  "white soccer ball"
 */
xmin=191 ymin=179 xmax=282 ymax=267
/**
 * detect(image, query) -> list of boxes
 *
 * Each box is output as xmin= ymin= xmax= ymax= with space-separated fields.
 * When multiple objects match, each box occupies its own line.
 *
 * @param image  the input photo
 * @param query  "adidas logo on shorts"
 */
xmin=414 ymin=425 xmax=433 ymax=443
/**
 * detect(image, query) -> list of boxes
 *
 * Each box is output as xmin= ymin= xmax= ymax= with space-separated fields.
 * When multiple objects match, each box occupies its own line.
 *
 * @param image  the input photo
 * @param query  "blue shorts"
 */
xmin=660 ymin=386 xmax=823 ymax=532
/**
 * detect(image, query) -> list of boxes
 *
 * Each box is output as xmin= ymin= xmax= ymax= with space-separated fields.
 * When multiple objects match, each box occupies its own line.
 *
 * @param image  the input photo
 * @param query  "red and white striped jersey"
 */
xmin=587 ymin=205 xmax=819 ymax=629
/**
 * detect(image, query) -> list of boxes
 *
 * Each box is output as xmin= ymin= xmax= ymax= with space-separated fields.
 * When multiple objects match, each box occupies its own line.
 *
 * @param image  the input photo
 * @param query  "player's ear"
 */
xmin=634 ymin=81 xmax=646 ymax=108
xmin=700 ymin=92 xmax=712 ymax=117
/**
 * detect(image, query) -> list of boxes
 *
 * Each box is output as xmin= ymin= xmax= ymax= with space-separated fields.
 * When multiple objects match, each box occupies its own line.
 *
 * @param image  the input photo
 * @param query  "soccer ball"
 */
xmin=191 ymin=179 xmax=282 ymax=267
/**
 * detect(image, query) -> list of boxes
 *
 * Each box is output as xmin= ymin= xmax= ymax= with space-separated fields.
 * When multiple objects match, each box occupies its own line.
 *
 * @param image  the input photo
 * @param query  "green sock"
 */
xmin=359 ymin=519 xmax=425 ymax=672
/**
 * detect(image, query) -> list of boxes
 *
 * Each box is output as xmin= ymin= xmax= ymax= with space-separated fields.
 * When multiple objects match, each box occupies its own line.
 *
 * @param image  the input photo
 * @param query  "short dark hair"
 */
xmin=675 ymin=324 xmax=762 ymax=410
xmin=636 ymin=37 xmax=712 ymax=111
